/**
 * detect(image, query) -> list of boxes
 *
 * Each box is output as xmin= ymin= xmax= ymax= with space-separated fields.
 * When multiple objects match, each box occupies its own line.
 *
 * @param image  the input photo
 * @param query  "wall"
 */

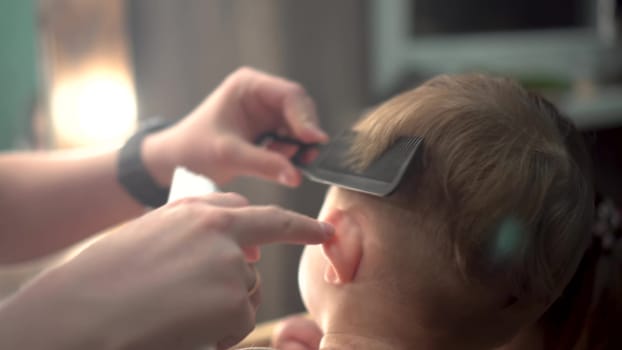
xmin=0 ymin=0 xmax=38 ymax=150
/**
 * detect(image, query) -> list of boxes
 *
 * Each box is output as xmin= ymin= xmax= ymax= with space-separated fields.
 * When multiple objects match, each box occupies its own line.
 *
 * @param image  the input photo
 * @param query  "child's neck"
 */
xmin=318 ymin=314 xmax=506 ymax=350
xmin=319 ymin=332 xmax=484 ymax=350
xmin=319 ymin=291 xmax=498 ymax=350
xmin=319 ymin=333 xmax=409 ymax=350
xmin=318 ymin=325 xmax=488 ymax=350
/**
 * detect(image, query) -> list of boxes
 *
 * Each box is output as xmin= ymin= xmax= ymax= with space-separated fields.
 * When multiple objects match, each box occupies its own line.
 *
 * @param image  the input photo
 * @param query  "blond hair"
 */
xmin=348 ymin=74 xmax=593 ymax=305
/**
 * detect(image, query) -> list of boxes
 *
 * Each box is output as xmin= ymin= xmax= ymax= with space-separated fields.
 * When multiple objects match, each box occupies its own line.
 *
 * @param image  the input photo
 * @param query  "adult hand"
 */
xmin=0 ymin=193 xmax=333 ymax=350
xmin=272 ymin=314 xmax=323 ymax=350
xmin=143 ymin=67 xmax=328 ymax=187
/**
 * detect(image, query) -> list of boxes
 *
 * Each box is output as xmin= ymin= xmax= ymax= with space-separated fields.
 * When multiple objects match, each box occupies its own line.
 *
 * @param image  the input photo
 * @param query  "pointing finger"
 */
xmin=228 ymin=206 xmax=334 ymax=247
xmin=200 ymin=192 xmax=249 ymax=207
xmin=168 ymin=192 xmax=249 ymax=208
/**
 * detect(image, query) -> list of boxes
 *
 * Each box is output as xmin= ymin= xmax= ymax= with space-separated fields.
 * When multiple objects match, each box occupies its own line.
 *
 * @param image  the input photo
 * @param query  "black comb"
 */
xmin=256 ymin=131 xmax=424 ymax=197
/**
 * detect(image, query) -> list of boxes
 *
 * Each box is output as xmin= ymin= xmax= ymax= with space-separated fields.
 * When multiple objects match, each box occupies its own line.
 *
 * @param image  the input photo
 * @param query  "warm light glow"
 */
xmin=51 ymin=69 xmax=137 ymax=148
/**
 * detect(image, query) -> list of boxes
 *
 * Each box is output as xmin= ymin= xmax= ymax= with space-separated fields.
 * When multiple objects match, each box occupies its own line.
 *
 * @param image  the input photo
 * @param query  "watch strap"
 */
xmin=117 ymin=119 xmax=173 ymax=207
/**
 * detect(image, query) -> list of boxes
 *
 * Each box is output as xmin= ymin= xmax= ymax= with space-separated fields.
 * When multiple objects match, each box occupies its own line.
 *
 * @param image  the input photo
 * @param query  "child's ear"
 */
xmin=321 ymin=209 xmax=363 ymax=285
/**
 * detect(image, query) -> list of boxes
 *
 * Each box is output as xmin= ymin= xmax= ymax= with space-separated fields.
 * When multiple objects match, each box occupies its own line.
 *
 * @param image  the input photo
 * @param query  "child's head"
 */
xmin=298 ymin=74 xmax=594 ymax=348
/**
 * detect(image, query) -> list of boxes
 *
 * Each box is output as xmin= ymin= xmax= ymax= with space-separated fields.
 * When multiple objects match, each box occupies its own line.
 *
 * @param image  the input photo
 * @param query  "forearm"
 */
xmin=0 ymin=148 xmax=144 ymax=263
xmin=0 ymin=268 xmax=109 ymax=350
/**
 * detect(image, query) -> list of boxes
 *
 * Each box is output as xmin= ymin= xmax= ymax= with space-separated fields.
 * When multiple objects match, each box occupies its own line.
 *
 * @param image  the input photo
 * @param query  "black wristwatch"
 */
xmin=117 ymin=119 xmax=174 ymax=208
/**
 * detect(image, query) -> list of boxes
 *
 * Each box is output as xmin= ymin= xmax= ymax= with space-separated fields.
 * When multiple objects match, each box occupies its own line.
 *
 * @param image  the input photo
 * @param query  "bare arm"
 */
xmin=0 ymin=194 xmax=333 ymax=350
xmin=0 ymin=148 xmax=144 ymax=263
xmin=0 ymin=67 xmax=327 ymax=263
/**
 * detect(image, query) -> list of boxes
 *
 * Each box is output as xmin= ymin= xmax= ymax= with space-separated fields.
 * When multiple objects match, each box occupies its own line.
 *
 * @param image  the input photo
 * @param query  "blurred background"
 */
xmin=1 ymin=0 xmax=621 ymax=324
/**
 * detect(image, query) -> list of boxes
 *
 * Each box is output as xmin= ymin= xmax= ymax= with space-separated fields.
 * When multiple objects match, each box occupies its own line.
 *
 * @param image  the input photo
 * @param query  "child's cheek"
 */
xmin=298 ymin=245 xmax=325 ymax=317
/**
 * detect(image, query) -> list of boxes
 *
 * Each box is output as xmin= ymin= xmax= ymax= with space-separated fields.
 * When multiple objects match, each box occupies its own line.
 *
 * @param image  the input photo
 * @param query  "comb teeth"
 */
xmin=362 ymin=137 xmax=422 ymax=182
xmin=255 ymin=130 xmax=424 ymax=197
xmin=300 ymin=132 xmax=424 ymax=196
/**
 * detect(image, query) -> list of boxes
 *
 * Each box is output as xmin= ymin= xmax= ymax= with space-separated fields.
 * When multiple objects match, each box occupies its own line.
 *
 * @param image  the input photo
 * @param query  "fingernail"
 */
xmin=307 ymin=126 xmax=329 ymax=141
xmin=296 ymin=97 xmax=314 ymax=119
xmin=320 ymin=222 xmax=335 ymax=238
xmin=278 ymin=171 xmax=296 ymax=186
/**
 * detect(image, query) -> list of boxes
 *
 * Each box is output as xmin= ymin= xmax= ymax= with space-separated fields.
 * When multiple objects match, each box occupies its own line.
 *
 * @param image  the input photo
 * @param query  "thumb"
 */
xmin=230 ymin=142 xmax=301 ymax=187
